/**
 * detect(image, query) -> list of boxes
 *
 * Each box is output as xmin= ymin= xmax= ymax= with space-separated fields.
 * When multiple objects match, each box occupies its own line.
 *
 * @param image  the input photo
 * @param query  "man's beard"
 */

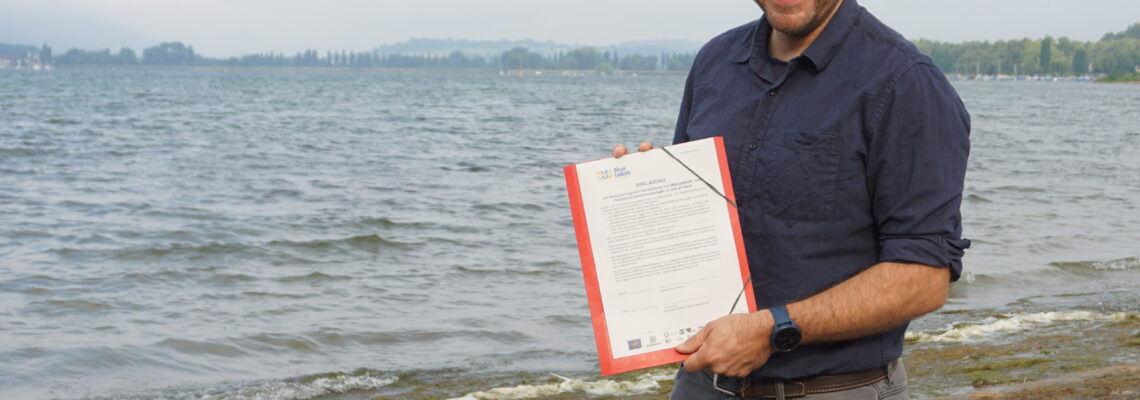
xmin=757 ymin=0 xmax=843 ymax=38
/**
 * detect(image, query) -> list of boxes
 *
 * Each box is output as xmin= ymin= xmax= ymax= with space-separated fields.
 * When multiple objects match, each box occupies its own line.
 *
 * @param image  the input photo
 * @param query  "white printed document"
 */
xmin=563 ymin=137 xmax=755 ymax=375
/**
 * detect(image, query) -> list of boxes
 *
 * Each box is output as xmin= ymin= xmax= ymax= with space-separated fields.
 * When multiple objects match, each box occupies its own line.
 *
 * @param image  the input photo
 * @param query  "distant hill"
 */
xmin=373 ymin=38 xmax=701 ymax=57
xmin=374 ymin=38 xmax=565 ymax=57
xmin=0 ymin=3 xmax=152 ymax=51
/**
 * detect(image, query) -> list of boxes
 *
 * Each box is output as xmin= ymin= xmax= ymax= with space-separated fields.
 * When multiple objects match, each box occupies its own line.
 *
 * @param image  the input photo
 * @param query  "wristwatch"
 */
xmin=769 ymin=305 xmax=803 ymax=352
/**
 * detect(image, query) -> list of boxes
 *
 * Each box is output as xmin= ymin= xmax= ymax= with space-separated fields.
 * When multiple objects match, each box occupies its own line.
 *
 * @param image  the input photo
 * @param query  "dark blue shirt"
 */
xmin=674 ymin=0 xmax=971 ymax=379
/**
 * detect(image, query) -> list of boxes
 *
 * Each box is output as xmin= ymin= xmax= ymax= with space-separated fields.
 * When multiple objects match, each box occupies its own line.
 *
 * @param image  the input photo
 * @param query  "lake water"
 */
xmin=1 ymin=68 xmax=1138 ymax=399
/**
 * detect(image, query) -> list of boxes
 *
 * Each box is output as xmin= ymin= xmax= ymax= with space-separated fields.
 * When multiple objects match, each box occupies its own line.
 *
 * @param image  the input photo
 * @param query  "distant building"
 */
xmin=0 ymin=51 xmax=51 ymax=70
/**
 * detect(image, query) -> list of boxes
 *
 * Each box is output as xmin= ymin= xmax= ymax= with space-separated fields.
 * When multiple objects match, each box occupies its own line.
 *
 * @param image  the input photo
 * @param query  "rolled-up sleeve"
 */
xmin=868 ymin=62 xmax=971 ymax=281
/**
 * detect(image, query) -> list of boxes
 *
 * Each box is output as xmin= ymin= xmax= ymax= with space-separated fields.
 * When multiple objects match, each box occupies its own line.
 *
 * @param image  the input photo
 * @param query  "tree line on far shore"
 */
xmin=35 ymin=42 xmax=696 ymax=72
xmin=8 ymin=23 xmax=1137 ymax=77
xmin=914 ymin=23 xmax=1139 ymax=77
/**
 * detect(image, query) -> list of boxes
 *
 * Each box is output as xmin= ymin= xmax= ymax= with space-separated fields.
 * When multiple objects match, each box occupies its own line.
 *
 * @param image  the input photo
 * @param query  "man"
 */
xmin=612 ymin=0 xmax=970 ymax=398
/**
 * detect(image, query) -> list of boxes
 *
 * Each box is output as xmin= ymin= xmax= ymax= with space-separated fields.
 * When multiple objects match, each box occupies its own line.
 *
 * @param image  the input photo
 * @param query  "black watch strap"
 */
xmin=770 ymin=305 xmax=793 ymax=327
xmin=769 ymin=305 xmax=802 ymax=352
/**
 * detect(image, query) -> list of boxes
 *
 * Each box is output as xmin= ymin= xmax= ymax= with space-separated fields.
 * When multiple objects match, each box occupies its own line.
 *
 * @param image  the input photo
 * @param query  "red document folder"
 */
xmin=563 ymin=137 xmax=755 ymax=376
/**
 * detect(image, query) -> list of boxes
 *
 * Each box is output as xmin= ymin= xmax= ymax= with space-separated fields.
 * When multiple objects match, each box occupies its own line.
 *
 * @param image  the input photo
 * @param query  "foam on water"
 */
xmin=905 ymin=311 xmax=1135 ymax=343
xmin=88 ymin=372 xmax=396 ymax=400
xmin=1050 ymin=256 xmax=1140 ymax=271
xmin=447 ymin=371 xmax=674 ymax=400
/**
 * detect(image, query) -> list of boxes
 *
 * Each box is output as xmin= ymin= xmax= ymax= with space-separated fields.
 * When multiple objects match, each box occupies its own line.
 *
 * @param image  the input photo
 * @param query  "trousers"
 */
xmin=668 ymin=359 xmax=908 ymax=400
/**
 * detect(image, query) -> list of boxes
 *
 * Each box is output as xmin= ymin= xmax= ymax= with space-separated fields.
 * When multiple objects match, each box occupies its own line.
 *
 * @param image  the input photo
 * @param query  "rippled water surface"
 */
xmin=1 ymin=69 xmax=1138 ymax=399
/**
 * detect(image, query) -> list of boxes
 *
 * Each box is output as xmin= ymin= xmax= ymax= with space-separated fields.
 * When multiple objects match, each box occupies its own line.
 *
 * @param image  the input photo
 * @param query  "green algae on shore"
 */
xmin=1095 ymin=72 xmax=1140 ymax=83
xmin=939 ymin=365 xmax=1139 ymax=400
xmin=906 ymin=315 xmax=1139 ymax=398
xmin=384 ymin=313 xmax=1139 ymax=400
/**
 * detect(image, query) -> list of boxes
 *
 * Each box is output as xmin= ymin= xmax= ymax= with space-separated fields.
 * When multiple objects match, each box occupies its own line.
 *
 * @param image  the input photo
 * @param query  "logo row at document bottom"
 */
xmin=627 ymin=325 xmax=703 ymax=351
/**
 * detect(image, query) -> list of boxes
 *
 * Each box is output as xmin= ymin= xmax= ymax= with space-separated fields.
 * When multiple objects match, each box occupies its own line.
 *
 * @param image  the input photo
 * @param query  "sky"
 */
xmin=2 ymin=0 xmax=1139 ymax=57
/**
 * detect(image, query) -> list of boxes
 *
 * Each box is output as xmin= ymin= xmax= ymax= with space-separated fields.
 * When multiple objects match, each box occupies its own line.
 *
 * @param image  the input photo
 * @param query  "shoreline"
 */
xmin=6 ymin=65 xmax=1132 ymax=81
xmin=1 ymin=64 xmax=688 ymax=76
xmin=369 ymin=311 xmax=1139 ymax=400
xmin=935 ymin=364 xmax=1139 ymax=400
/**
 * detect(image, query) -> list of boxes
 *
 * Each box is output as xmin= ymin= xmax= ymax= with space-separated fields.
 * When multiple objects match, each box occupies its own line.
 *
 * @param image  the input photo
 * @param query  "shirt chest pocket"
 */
xmin=752 ymin=129 xmax=843 ymax=226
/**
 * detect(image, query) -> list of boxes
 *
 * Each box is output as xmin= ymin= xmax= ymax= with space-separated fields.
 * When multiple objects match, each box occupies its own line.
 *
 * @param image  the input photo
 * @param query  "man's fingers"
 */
xmin=612 ymin=144 xmax=628 ymax=158
xmin=682 ymin=350 xmax=707 ymax=372
xmin=678 ymin=325 xmax=711 ymax=372
xmin=612 ymin=142 xmax=655 ymax=158
xmin=675 ymin=327 xmax=709 ymax=354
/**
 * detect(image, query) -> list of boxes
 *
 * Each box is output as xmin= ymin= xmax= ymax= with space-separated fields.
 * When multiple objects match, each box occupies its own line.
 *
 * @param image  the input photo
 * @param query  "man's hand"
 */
xmin=611 ymin=142 xmax=654 ymax=158
xmin=676 ymin=311 xmax=775 ymax=377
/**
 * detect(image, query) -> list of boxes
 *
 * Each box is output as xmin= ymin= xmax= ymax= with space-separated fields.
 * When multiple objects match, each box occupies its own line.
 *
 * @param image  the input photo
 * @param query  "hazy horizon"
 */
xmin=2 ymin=0 xmax=1138 ymax=57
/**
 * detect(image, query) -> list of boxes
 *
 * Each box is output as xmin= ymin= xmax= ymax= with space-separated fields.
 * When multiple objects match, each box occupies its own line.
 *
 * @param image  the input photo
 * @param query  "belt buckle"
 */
xmin=713 ymin=373 xmax=743 ymax=397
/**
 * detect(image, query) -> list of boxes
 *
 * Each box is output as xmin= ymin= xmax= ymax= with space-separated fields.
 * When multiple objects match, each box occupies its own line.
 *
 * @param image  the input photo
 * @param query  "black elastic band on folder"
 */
xmin=659 ymin=146 xmax=737 ymax=209
xmin=658 ymin=145 xmax=753 ymax=383
xmin=728 ymin=275 xmax=752 ymax=315
xmin=655 ymin=146 xmax=750 ymax=315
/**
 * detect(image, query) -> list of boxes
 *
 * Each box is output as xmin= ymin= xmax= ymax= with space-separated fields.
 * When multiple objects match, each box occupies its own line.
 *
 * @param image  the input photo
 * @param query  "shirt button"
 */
xmin=768 ymin=89 xmax=778 ymax=96
xmin=748 ymin=143 xmax=758 ymax=150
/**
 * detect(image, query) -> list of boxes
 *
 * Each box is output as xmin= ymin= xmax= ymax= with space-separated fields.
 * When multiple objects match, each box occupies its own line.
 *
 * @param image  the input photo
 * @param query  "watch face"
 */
xmin=773 ymin=328 xmax=803 ymax=351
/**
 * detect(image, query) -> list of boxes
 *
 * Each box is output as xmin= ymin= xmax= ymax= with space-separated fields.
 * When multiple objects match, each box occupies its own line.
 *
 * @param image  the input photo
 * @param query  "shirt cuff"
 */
xmin=878 ymin=235 xmax=971 ymax=281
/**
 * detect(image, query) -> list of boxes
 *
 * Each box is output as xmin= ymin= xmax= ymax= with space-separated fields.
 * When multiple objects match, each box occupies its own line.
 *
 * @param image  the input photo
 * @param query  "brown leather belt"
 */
xmin=715 ymin=360 xmax=894 ymax=399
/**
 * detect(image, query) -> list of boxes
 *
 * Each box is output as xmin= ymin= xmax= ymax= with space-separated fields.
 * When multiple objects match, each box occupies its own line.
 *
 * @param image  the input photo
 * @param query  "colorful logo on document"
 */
xmin=627 ymin=338 xmax=642 ymax=350
xmin=596 ymin=166 xmax=631 ymax=181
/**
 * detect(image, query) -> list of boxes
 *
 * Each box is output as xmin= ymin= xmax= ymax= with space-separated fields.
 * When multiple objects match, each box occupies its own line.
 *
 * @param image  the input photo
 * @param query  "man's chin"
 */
xmin=767 ymin=16 xmax=818 ymax=37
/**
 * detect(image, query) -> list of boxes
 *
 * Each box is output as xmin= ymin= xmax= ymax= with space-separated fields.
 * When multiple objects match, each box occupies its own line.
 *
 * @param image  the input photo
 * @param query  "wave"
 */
xmin=269 ymin=233 xmax=416 ymax=252
xmin=262 ymin=188 xmax=304 ymax=199
xmin=0 ymin=167 xmax=36 ymax=174
xmin=242 ymin=333 xmax=324 ymax=353
xmin=448 ymin=370 xmax=673 ymax=400
xmin=26 ymin=299 xmax=114 ymax=316
xmin=1050 ymin=256 xmax=1140 ymax=271
xmin=471 ymin=202 xmax=544 ymax=213
xmin=0 ymin=274 xmax=66 ymax=286
xmin=351 ymin=217 xmax=481 ymax=236
xmin=49 ymin=233 xmax=414 ymax=263
xmin=440 ymin=162 xmax=493 ymax=173
xmin=69 ymin=242 xmax=265 ymax=261
xmin=273 ymin=271 xmax=352 ymax=283
xmin=117 ymin=267 xmax=213 ymax=285
xmin=241 ymin=291 xmax=308 ymax=299
xmin=221 ymin=328 xmax=532 ymax=354
xmin=0 ymin=146 xmax=61 ymax=157
xmin=964 ymin=193 xmax=992 ymax=203
xmin=993 ymin=185 xmax=1047 ymax=193
xmin=543 ymin=314 xmax=590 ymax=327
xmin=156 ymin=339 xmax=250 ymax=358
xmin=84 ymin=370 xmax=397 ymax=400
xmin=203 ymin=272 xmax=259 ymax=286
xmin=905 ymin=311 xmax=1136 ymax=343
xmin=46 ymin=118 xmax=82 ymax=125
xmin=355 ymin=216 xmax=432 ymax=229
xmin=452 ymin=266 xmax=547 ymax=276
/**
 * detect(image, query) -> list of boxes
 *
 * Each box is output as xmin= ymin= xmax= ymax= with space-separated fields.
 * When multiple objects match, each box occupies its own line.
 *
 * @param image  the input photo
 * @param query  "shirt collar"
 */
xmin=801 ymin=0 xmax=860 ymax=71
xmin=728 ymin=0 xmax=861 ymax=73
xmin=728 ymin=22 xmax=757 ymax=64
